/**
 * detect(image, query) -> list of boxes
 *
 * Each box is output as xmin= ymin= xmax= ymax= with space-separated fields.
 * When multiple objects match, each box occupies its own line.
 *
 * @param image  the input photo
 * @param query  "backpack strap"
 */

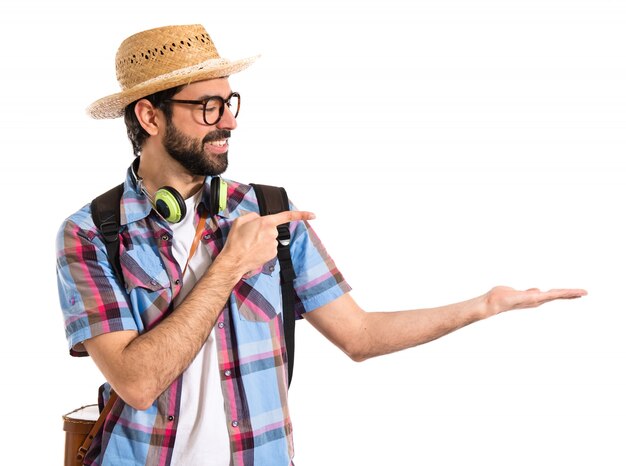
xmin=81 ymin=184 xmax=124 ymax=461
xmin=251 ymin=184 xmax=296 ymax=388
xmin=91 ymin=183 xmax=125 ymax=285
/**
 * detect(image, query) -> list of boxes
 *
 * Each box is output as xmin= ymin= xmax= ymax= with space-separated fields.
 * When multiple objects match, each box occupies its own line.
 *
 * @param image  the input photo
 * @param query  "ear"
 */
xmin=134 ymin=99 xmax=164 ymax=136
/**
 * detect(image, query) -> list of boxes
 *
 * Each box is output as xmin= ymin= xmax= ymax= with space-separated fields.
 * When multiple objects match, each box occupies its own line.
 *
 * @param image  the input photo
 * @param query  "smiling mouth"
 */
xmin=206 ymin=139 xmax=228 ymax=147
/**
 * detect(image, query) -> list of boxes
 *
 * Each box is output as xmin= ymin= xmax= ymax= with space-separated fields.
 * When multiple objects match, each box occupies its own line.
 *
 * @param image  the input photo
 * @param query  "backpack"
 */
xmin=90 ymin=182 xmax=297 ymax=387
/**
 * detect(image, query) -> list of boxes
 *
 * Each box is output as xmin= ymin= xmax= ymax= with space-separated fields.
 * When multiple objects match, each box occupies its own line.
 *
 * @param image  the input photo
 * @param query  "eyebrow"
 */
xmin=196 ymin=92 xmax=233 ymax=100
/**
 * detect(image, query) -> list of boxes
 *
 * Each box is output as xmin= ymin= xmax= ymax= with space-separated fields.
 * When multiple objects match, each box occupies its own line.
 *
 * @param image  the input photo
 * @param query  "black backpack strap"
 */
xmin=251 ymin=184 xmax=296 ymax=387
xmin=90 ymin=183 xmax=125 ymax=285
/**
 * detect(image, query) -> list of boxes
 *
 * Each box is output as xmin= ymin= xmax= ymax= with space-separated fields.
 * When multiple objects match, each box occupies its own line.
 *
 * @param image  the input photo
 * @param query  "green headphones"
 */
xmin=131 ymin=159 xmax=227 ymax=223
xmin=153 ymin=186 xmax=187 ymax=223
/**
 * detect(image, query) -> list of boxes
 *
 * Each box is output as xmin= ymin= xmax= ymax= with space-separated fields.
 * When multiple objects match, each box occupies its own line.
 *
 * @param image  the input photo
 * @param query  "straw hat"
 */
xmin=87 ymin=24 xmax=258 ymax=119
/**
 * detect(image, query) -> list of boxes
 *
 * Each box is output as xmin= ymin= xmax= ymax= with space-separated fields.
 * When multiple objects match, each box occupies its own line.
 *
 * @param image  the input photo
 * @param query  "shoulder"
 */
xmin=221 ymin=179 xmax=275 ymax=216
xmin=221 ymin=178 xmax=293 ymax=217
xmin=224 ymin=178 xmax=255 ymax=206
xmin=56 ymin=203 xmax=98 ymax=249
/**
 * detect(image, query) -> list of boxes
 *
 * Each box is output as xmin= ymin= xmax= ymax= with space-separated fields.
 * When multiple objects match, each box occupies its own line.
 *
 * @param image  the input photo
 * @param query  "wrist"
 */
xmin=457 ymin=294 xmax=492 ymax=322
xmin=212 ymin=249 xmax=247 ymax=282
xmin=478 ymin=288 xmax=505 ymax=319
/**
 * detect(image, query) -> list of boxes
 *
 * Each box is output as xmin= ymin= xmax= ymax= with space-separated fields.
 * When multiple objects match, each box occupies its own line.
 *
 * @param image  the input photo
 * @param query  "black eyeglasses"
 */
xmin=164 ymin=92 xmax=240 ymax=126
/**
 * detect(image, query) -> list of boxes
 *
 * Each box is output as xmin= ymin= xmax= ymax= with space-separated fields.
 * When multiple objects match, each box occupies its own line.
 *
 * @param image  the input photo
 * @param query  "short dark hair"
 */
xmin=123 ymin=85 xmax=184 ymax=156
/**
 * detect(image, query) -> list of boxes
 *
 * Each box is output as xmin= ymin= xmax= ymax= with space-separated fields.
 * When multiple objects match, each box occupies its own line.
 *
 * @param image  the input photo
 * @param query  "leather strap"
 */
xmin=76 ymin=391 xmax=118 ymax=462
xmin=182 ymin=207 xmax=210 ymax=277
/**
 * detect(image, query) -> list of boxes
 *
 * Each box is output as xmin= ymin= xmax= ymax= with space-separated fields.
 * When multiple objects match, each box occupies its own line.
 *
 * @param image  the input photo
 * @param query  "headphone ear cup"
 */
xmin=210 ymin=177 xmax=220 ymax=217
xmin=154 ymin=186 xmax=186 ymax=223
xmin=209 ymin=177 xmax=228 ymax=217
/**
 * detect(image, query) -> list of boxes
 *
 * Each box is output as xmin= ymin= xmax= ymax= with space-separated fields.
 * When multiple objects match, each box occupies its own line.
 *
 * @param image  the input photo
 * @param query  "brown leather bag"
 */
xmin=62 ymin=393 xmax=118 ymax=465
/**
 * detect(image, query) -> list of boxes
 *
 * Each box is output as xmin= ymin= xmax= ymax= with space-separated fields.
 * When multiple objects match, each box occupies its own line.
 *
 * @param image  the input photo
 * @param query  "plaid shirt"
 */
xmin=56 ymin=167 xmax=351 ymax=465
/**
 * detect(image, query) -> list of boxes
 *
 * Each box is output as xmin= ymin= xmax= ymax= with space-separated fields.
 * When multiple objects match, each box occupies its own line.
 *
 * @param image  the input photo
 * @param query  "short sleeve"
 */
xmin=56 ymin=215 xmax=138 ymax=356
xmin=288 ymin=213 xmax=351 ymax=317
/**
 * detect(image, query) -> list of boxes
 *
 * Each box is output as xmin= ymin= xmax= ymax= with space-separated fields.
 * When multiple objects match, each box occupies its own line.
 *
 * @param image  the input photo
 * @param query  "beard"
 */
xmin=163 ymin=123 xmax=230 ymax=177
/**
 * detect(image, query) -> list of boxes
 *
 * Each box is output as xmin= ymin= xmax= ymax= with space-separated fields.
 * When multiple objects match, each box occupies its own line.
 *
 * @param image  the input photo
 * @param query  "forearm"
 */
xmin=88 ymin=254 xmax=242 ymax=409
xmin=355 ymin=295 xmax=487 ymax=361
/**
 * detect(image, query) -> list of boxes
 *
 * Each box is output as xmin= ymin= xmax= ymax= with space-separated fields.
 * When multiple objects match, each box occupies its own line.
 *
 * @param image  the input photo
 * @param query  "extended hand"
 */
xmin=482 ymin=286 xmax=587 ymax=317
xmin=220 ymin=210 xmax=315 ymax=277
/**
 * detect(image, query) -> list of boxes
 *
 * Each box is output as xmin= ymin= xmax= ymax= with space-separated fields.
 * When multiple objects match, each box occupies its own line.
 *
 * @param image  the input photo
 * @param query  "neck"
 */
xmin=136 ymin=150 xmax=205 ymax=200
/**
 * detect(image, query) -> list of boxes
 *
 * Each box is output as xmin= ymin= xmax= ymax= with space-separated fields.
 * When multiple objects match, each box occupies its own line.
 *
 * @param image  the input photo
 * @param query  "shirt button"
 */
xmin=161 ymin=234 xmax=170 ymax=241
xmin=168 ymin=415 xmax=175 ymax=422
xmin=231 ymin=421 xmax=239 ymax=428
xmin=150 ymin=280 xmax=158 ymax=286
xmin=218 ymin=322 xmax=225 ymax=329
xmin=269 ymin=266 xmax=275 ymax=273
xmin=174 ymin=279 xmax=181 ymax=285
xmin=203 ymin=233 xmax=212 ymax=240
xmin=224 ymin=370 xmax=232 ymax=377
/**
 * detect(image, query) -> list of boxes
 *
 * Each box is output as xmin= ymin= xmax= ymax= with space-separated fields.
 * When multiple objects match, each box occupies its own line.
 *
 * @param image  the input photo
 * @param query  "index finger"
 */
xmin=264 ymin=210 xmax=316 ymax=226
xmin=541 ymin=288 xmax=588 ymax=300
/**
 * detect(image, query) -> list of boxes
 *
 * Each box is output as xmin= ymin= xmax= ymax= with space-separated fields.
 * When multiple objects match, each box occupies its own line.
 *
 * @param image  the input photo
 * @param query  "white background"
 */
xmin=1 ymin=0 xmax=625 ymax=464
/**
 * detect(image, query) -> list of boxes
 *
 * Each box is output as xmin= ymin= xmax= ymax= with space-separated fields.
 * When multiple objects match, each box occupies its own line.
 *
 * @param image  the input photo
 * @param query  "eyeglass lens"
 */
xmin=204 ymin=93 xmax=240 ymax=125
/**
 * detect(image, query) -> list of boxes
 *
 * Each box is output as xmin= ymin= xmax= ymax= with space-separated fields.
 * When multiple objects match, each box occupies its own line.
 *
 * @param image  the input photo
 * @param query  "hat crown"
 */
xmin=115 ymin=24 xmax=220 ymax=90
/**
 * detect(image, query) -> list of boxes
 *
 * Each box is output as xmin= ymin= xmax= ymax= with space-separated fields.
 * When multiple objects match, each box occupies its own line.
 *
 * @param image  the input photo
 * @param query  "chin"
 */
xmin=207 ymin=153 xmax=228 ymax=176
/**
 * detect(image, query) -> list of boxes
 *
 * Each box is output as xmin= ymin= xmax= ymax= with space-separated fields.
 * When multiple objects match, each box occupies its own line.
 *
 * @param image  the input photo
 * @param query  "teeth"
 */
xmin=208 ymin=139 xmax=227 ymax=147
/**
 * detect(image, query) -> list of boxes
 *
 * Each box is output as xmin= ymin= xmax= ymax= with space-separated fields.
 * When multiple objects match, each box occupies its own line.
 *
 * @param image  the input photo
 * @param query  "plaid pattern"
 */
xmin=56 ymin=167 xmax=351 ymax=465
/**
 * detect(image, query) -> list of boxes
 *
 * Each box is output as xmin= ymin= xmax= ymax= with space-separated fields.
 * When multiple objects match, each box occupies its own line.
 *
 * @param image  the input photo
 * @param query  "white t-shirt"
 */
xmin=169 ymin=192 xmax=230 ymax=466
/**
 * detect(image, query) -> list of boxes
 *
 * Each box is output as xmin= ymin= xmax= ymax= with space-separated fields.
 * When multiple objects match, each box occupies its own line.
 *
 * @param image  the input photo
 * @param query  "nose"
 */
xmin=217 ymin=105 xmax=237 ymax=130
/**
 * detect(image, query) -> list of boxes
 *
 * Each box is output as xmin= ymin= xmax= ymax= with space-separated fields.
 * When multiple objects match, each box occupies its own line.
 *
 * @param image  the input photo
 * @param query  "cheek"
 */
xmin=169 ymin=108 xmax=205 ymax=131
xmin=180 ymin=108 xmax=207 ymax=127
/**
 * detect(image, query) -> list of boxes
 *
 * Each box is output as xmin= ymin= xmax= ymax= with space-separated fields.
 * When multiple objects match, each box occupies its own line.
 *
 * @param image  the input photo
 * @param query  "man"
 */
xmin=56 ymin=24 xmax=586 ymax=466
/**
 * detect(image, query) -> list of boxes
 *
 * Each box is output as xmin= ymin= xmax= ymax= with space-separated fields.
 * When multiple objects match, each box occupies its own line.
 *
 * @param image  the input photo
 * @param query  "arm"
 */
xmin=83 ymin=210 xmax=315 ymax=410
xmin=83 ymin=254 xmax=239 ymax=410
xmin=303 ymin=286 xmax=587 ymax=362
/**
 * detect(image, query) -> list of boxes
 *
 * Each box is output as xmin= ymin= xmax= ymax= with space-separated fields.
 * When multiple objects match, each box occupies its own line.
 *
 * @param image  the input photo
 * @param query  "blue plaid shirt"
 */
xmin=56 ymin=167 xmax=351 ymax=465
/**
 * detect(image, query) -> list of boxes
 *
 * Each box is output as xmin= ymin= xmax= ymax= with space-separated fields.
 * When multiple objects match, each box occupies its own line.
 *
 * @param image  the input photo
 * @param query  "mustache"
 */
xmin=202 ymin=130 xmax=231 ymax=144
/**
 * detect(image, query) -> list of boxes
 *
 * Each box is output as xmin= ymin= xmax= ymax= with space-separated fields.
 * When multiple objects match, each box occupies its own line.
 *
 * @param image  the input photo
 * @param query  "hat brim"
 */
xmin=87 ymin=55 xmax=259 ymax=119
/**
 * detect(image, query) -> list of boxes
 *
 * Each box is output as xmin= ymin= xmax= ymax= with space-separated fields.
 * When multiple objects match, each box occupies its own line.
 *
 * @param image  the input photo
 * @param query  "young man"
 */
xmin=56 ymin=24 xmax=586 ymax=466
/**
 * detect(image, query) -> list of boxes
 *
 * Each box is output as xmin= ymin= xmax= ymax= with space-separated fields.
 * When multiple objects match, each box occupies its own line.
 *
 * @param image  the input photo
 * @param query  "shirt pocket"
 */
xmin=119 ymin=249 xmax=171 ymax=329
xmin=234 ymin=257 xmax=282 ymax=322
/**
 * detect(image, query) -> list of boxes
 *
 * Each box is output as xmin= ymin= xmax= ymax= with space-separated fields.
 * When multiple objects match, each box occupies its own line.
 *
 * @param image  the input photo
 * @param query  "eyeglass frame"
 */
xmin=163 ymin=91 xmax=241 ymax=126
